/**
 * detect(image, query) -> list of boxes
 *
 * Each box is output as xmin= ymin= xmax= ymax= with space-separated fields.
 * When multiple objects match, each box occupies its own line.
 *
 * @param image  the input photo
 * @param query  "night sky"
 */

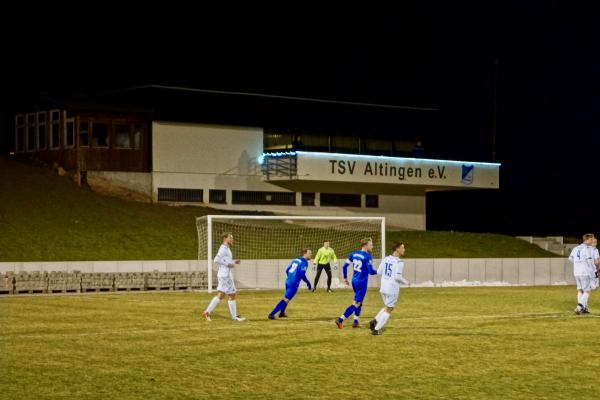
xmin=3 ymin=3 xmax=599 ymax=236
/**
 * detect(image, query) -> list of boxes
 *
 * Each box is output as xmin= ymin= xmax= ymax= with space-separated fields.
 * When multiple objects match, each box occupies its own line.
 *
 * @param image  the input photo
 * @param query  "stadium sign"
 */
xmin=292 ymin=151 xmax=500 ymax=189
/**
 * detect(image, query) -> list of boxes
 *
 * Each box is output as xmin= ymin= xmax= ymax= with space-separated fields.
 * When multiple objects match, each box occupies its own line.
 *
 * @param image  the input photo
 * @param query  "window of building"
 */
xmin=158 ymin=188 xmax=203 ymax=202
xmin=209 ymin=189 xmax=227 ymax=204
xmin=50 ymin=110 xmax=61 ymax=149
xmin=264 ymin=132 xmax=293 ymax=151
xmin=132 ymin=124 xmax=142 ymax=150
xmin=332 ymin=136 xmax=359 ymax=153
xmin=365 ymin=138 xmax=391 ymax=155
xmin=79 ymin=120 xmax=89 ymax=147
xmin=232 ymin=191 xmax=296 ymax=205
xmin=114 ymin=124 xmax=131 ymax=148
xmin=365 ymin=195 xmax=379 ymax=208
xmin=92 ymin=122 xmax=109 ymax=147
xmin=26 ymin=113 xmax=36 ymax=152
xmin=15 ymin=115 xmax=25 ymax=153
xmin=65 ymin=118 xmax=75 ymax=148
xmin=320 ymin=193 xmax=361 ymax=207
xmin=301 ymin=192 xmax=315 ymax=206
xmin=37 ymin=112 xmax=46 ymax=150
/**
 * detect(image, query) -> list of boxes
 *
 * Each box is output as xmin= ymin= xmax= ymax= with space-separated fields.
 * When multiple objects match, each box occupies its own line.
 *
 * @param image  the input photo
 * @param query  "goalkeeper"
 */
xmin=312 ymin=240 xmax=338 ymax=293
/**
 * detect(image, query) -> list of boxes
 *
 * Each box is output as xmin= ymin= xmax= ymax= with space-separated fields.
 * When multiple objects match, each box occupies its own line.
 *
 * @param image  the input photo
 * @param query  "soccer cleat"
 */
xmin=233 ymin=315 xmax=246 ymax=322
xmin=575 ymin=304 xmax=583 ymax=315
xmin=369 ymin=319 xmax=377 ymax=331
xmin=352 ymin=320 xmax=360 ymax=328
xmin=582 ymin=308 xmax=590 ymax=314
xmin=268 ymin=314 xmax=276 ymax=320
xmin=279 ymin=312 xmax=288 ymax=318
xmin=311 ymin=288 xmax=316 ymax=293
xmin=202 ymin=311 xmax=211 ymax=321
xmin=371 ymin=329 xmax=381 ymax=336
xmin=335 ymin=319 xmax=344 ymax=329
xmin=327 ymin=289 xmax=333 ymax=293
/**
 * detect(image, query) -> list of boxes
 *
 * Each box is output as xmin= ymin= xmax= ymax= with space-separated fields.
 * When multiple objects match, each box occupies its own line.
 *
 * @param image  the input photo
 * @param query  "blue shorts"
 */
xmin=284 ymin=283 xmax=299 ymax=300
xmin=352 ymin=280 xmax=368 ymax=303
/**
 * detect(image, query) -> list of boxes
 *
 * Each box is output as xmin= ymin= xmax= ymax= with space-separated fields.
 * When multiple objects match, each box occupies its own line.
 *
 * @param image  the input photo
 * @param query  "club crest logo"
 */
xmin=461 ymin=164 xmax=474 ymax=185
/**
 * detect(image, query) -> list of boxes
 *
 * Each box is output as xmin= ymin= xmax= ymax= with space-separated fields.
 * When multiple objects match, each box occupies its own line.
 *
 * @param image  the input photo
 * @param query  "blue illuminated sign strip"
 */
xmin=260 ymin=151 xmax=501 ymax=168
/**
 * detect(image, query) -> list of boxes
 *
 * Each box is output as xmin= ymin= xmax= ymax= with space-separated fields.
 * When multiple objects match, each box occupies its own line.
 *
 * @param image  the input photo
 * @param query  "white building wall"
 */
xmin=151 ymin=121 xmax=427 ymax=229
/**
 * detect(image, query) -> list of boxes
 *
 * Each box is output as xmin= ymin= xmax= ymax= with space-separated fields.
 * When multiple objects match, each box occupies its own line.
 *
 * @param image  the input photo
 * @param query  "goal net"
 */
xmin=196 ymin=216 xmax=385 ymax=292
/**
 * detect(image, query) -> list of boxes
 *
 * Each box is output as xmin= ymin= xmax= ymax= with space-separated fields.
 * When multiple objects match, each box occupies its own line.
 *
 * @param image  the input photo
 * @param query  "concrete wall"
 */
xmin=0 ymin=258 xmax=575 ymax=289
xmin=87 ymin=171 xmax=152 ymax=202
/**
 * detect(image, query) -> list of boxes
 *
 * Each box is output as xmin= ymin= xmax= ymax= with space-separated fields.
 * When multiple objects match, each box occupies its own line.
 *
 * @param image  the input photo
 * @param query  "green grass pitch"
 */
xmin=1 ymin=286 xmax=599 ymax=399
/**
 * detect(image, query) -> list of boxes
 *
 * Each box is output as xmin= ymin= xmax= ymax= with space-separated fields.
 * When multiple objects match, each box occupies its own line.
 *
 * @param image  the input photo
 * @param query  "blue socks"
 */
xmin=341 ymin=304 xmax=356 ymax=320
xmin=270 ymin=300 xmax=287 ymax=316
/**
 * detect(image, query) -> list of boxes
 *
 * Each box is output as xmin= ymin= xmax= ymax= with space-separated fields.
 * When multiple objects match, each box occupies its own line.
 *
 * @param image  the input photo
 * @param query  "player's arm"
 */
xmin=377 ymin=260 xmax=385 ymax=275
xmin=342 ymin=257 xmax=351 ymax=284
xmin=301 ymin=271 xmax=312 ymax=290
xmin=395 ymin=274 xmax=410 ymax=285
xmin=367 ymin=258 xmax=378 ymax=275
xmin=568 ymin=247 xmax=576 ymax=263
xmin=332 ymin=249 xmax=338 ymax=265
xmin=395 ymin=263 xmax=409 ymax=285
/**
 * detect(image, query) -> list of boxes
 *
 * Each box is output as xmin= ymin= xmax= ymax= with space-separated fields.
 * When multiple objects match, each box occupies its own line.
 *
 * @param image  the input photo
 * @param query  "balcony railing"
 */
xmin=260 ymin=152 xmax=297 ymax=180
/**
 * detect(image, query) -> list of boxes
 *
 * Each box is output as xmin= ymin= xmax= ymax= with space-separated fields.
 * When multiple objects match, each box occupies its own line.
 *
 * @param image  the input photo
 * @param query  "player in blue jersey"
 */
xmin=268 ymin=249 xmax=313 ymax=319
xmin=335 ymin=238 xmax=377 ymax=329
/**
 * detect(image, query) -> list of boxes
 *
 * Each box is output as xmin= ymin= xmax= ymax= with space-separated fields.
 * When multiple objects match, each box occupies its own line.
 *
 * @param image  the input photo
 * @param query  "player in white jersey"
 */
xmin=591 ymin=237 xmax=599 ymax=291
xmin=369 ymin=242 xmax=409 ymax=335
xmin=202 ymin=232 xmax=246 ymax=321
xmin=568 ymin=233 xmax=595 ymax=314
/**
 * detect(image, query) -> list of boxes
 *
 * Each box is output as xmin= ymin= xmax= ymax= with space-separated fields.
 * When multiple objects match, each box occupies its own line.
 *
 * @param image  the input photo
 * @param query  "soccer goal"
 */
xmin=196 ymin=215 xmax=386 ymax=292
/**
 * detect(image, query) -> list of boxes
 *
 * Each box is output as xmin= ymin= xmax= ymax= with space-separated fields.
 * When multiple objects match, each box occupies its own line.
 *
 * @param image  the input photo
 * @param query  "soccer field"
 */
xmin=1 ymin=287 xmax=599 ymax=399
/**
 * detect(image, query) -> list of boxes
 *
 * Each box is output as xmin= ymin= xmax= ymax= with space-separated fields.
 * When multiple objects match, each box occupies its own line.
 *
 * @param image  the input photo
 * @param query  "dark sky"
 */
xmin=3 ymin=2 xmax=599 ymax=236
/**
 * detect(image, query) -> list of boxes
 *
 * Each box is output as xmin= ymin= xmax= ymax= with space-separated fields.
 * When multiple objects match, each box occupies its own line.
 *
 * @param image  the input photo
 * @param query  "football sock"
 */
xmin=206 ymin=296 xmax=220 ymax=313
xmin=374 ymin=311 xmax=390 ymax=331
xmin=228 ymin=300 xmax=237 ymax=318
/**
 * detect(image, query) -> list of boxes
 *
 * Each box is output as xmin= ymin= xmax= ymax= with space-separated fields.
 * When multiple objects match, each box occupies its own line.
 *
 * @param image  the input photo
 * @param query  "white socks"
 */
xmin=581 ymin=293 xmax=589 ymax=308
xmin=228 ymin=300 xmax=237 ymax=319
xmin=375 ymin=308 xmax=385 ymax=322
xmin=577 ymin=292 xmax=583 ymax=304
xmin=374 ymin=311 xmax=390 ymax=331
xmin=206 ymin=296 xmax=221 ymax=313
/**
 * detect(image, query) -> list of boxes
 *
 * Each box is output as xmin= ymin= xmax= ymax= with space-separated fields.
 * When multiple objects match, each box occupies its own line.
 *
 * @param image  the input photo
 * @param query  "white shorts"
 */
xmin=217 ymin=276 xmax=236 ymax=294
xmin=380 ymin=292 xmax=399 ymax=308
xmin=575 ymin=276 xmax=593 ymax=291
xmin=591 ymin=277 xmax=599 ymax=291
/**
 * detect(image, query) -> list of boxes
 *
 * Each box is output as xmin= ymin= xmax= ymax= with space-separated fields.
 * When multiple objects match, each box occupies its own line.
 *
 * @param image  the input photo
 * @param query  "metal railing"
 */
xmin=261 ymin=153 xmax=298 ymax=180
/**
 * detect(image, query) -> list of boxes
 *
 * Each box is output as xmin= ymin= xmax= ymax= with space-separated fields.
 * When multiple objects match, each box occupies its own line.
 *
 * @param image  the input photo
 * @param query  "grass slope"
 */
xmin=0 ymin=156 xmax=555 ymax=261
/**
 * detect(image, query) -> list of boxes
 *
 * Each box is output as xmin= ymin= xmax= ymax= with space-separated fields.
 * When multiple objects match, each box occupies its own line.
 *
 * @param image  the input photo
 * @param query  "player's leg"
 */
xmin=224 ymin=278 xmax=244 ymax=321
xmin=324 ymin=264 xmax=333 ymax=292
xmin=370 ymin=293 xmax=388 ymax=331
xmin=352 ymin=286 xmax=367 ymax=327
xmin=269 ymin=285 xmax=296 ymax=319
xmin=279 ymin=286 xmax=298 ymax=317
xmin=373 ymin=293 xmax=398 ymax=335
xmin=581 ymin=279 xmax=591 ymax=313
xmin=203 ymin=286 xmax=226 ymax=321
xmin=575 ymin=277 xmax=585 ymax=314
xmin=337 ymin=283 xmax=365 ymax=328
xmin=312 ymin=264 xmax=324 ymax=292
xmin=575 ymin=277 xmax=591 ymax=314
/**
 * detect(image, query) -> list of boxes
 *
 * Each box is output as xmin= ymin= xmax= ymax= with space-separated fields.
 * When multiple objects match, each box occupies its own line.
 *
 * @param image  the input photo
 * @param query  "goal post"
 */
xmin=196 ymin=215 xmax=386 ymax=293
